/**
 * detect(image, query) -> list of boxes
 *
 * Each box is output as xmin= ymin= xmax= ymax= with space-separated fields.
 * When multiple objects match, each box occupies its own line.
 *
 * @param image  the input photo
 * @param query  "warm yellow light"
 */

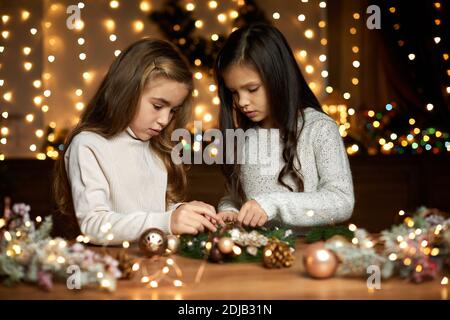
xmin=26 ymin=114 xmax=34 ymax=122
xmin=230 ymin=10 xmax=239 ymax=19
xmin=352 ymin=46 xmax=359 ymax=53
xmin=212 ymin=97 xmax=220 ymax=105
xmin=211 ymin=34 xmax=219 ymax=41
xmin=77 ymin=37 xmax=85 ymax=45
xmin=353 ymin=13 xmax=360 ymax=19
xmin=1 ymin=31 xmax=9 ymax=39
xmin=208 ymin=1 xmax=218 ymax=9
xmin=209 ymin=84 xmax=217 ymax=92
xmin=33 ymin=96 xmax=43 ymax=106
xmin=104 ymin=19 xmax=115 ymax=31
xmin=319 ymin=1 xmax=326 ymax=8
xmin=109 ymin=34 xmax=117 ymax=42
xmin=110 ymin=1 xmax=119 ymax=9
xmin=204 ymin=113 xmax=212 ymax=122
xmin=343 ymin=92 xmax=351 ymax=100
xmin=305 ymin=65 xmax=314 ymax=74
xmin=352 ymin=78 xmax=359 ymax=85
xmin=33 ymin=80 xmax=42 ymax=88
xmin=74 ymin=20 xmax=84 ymax=30
xmin=186 ymin=3 xmax=195 ymax=11
xmin=408 ymin=53 xmax=415 ymax=60
xmin=194 ymin=72 xmax=203 ymax=80
xmin=23 ymin=47 xmax=31 ymax=55
xmin=3 ymin=92 xmax=12 ymax=102
xmin=48 ymin=55 xmax=55 ymax=63
xmin=218 ymin=14 xmax=227 ymax=23
xmin=83 ymin=72 xmax=92 ymax=80
xmin=76 ymin=102 xmax=85 ymax=111
xmin=304 ymin=29 xmax=314 ymax=39
xmin=1 ymin=15 xmax=10 ymax=24
xmin=29 ymin=144 xmax=37 ymax=152
xmin=79 ymin=53 xmax=86 ymax=60
xmin=41 ymin=105 xmax=49 ymax=113
xmin=140 ymin=1 xmax=152 ymax=12
xmin=350 ymin=27 xmax=357 ymax=35
xmin=325 ymin=86 xmax=333 ymax=93
xmin=195 ymin=105 xmax=204 ymax=116
xmin=35 ymin=130 xmax=44 ymax=138
xmin=133 ymin=20 xmax=144 ymax=32
xmin=320 ymin=38 xmax=328 ymax=46
xmin=426 ymin=103 xmax=434 ymax=111
xmin=352 ymin=60 xmax=360 ymax=68
xmin=24 ymin=62 xmax=33 ymax=71
xmin=1 ymin=127 xmax=8 ymax=135
xmin=21 ymin=10 xmax=30 ymax=21
xmin=195 ymin=20 xmax=204 ymax=28
xmin=272 ymin=12 xmax=280 ymax=20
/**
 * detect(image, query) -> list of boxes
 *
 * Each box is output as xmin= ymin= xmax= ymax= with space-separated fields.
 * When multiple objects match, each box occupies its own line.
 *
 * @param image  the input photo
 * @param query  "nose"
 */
xmin=157 ymin=109 xmax=172 ymax=128
xmin=237 ymin=93 xmax=250 ymax=109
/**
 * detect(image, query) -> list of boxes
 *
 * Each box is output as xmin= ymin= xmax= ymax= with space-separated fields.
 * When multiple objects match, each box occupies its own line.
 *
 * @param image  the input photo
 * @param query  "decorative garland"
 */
xmin=306 ymin=207 xmax=450 ymax=283
xmin=0 ymin=203 xmax=121 ymax=291
xmin=179 ymin=223 xmax=296 ymax=267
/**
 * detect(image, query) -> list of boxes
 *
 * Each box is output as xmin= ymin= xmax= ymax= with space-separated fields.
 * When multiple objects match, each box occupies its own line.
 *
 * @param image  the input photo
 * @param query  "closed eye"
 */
xmin=248 ymin=86 xmax=259 ymax=93
xmin=153 ymin=104 xmax=164 ymax=110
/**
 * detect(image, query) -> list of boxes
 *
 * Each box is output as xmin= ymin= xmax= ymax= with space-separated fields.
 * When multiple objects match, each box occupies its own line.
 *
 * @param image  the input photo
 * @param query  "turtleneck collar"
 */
xmin=126 ymin=127 xmax=141 ymax=141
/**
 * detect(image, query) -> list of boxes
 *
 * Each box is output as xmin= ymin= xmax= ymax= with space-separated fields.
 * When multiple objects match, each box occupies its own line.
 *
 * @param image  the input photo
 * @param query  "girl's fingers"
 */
xmin=243 ymin=210 xmax=255 ymax=226
xmin=189 ymin=204 xmax=223 ymax=224
xmin=190 ymin=201 xmax=217 ymax=216
xmin=237 ymin=205 xmax=248 ymax=223
xmin=250 ymin=213 xmax=260 ymax=227
xmin=189 ymin=212 xmax=217 ymax=232
xmin=182 ymin=225 xmax=199 ymax=235
xmin=257 ymin=215 xmax=267 ymax=227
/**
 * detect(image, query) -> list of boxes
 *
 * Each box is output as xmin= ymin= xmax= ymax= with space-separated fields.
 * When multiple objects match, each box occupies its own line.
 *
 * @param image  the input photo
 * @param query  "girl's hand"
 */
xmin=217 ymin=211 xmax=239 ymax=222
xmin=237 ymin=200 xmax=268 ymax=227
xmin=170 ymin=201 xmax=224 ymax=235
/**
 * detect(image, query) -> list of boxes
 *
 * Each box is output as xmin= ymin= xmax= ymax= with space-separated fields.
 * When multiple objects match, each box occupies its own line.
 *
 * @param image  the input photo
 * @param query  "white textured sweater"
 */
xmin=65 ymin=128 xmax=176 ymax=245
xmin=218 ymin=107 xmax=355 ymax=234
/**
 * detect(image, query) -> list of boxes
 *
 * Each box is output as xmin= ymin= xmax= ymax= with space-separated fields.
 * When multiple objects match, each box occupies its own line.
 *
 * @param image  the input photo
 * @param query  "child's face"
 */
xmin=130 ymin=76 xmax=189 ymax=141
xmin=222 ymin=63 xmax=273 ymax=128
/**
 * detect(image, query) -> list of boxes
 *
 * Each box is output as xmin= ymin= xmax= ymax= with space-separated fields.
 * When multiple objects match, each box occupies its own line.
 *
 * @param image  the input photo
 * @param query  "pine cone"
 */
xmin=263 ymin=239 xmax=295 ymax=268
xmin=116 ymin=251 xmax=136 ymax=280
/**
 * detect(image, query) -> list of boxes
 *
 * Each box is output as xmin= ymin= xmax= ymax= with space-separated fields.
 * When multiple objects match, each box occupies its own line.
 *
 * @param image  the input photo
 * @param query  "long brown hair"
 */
xmin=53 ymin=38 xmax=193 ymax=237
xmin=214 ymin=24 xmax=323 ymax=204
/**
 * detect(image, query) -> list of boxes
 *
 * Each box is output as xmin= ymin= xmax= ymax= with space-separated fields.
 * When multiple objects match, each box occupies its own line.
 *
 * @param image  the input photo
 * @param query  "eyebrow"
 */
xmin=228 ymin=81 xmax=260 ymax=91
xmin=151 ymin=97 xmax=171 ymax=106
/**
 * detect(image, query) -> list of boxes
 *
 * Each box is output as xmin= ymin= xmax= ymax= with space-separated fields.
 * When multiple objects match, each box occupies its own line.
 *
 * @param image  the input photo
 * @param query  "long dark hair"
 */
xmin=214 ymin=23 xmax=323 ymax=204
xmin=53 ymin=38 xmax=193 ymax=238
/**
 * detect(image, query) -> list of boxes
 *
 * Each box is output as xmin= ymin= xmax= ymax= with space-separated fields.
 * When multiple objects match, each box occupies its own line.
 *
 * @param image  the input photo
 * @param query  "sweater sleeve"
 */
xmin=217 ymin=194 xmax=240 ymax=213
xmin=66 ymin=136 xmax=174 ymax=245
xmin=252 ymin=119 xmax=354 ymax=227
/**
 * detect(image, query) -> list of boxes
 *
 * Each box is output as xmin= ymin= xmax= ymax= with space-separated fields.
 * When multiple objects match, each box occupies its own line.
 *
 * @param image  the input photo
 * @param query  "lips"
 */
xmin=244 ymin=111 xmax=258 ymax=118
xmin=148 ymin=128 xmax=161 ymax=135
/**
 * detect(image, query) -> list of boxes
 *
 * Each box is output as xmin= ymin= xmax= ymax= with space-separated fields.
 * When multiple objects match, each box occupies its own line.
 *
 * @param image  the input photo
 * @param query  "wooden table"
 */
xmin=0 ymin=240 xmax=448 ymax=300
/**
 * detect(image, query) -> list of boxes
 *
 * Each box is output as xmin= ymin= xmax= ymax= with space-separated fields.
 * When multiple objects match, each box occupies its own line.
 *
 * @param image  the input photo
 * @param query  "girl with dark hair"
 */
xmin=54 ymin=38 xmax=222 ymax=245
xmin=214 ymin=24 xmax=354 ymax=233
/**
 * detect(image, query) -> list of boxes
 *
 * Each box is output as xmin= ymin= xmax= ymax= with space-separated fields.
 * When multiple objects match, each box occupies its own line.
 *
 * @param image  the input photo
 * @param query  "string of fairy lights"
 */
xmin=0 ymin=0 xmax=448 ymax=161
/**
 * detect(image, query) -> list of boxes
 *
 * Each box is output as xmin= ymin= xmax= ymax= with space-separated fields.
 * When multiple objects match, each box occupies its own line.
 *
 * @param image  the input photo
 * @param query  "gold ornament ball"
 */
xmin=218 ymin=237 xmax=234 ymax=254
xmin=166 ymin=235 xmax=180 ymax=253
xmin=139 ymin=228 xmax=167 ymax=257
xmin=303 ymin=241 xmax=338 ymax=279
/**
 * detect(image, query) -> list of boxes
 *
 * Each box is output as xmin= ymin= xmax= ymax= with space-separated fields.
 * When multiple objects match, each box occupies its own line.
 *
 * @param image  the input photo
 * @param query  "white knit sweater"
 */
xmin=218 ymin=107 xmax=355 ymax=234
xmin=65 ymin=128 xmax=176 ymax=245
